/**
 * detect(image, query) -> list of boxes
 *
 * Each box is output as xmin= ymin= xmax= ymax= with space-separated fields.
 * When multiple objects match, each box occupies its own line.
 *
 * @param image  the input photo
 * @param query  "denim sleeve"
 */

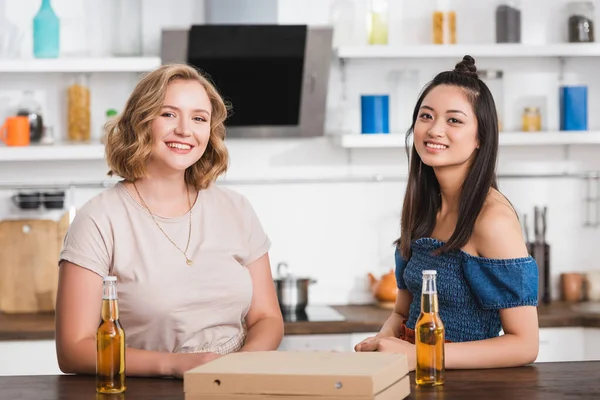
xmin=463 ymin=255 xmax=539 ymax=310
xmin=394 ymin=247 xmax=408 ymax=289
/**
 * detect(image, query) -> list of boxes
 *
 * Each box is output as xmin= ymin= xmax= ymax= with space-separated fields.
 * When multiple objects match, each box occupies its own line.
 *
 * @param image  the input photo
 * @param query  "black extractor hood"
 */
xmin=161 ymin=25 xmax=333 ymax=138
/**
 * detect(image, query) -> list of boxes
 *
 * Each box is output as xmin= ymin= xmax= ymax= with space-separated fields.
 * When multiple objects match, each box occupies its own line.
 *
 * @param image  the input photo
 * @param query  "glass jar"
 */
xmin=568 ymin=1 xmax=595 ymax=43
xmin=330 ymin=0 xmax=357 ymax=47
xmin=67 ymin=74 xmax=91 ymax=142
xmin=477 ymin=70 xmax=504 ymax=131
xmin=495 ymin=1 xmax=521 ymax=43
xmin=432 ymin=0 xmax=456 ymax=44
xmin=16 ymin=90 xmax=44 ymax=143
xmin=112 ymin=0 xmax=142 ymax=56
xmin=367 ymin=0 xmax=389 ymax=45
xmin=522 ymin=107 xmax=542 ymax=132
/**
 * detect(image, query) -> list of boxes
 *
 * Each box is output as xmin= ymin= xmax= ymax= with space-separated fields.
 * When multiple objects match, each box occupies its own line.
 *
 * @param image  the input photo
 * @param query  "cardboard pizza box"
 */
xmin=184 ymin=351 xmax=410 ymax=399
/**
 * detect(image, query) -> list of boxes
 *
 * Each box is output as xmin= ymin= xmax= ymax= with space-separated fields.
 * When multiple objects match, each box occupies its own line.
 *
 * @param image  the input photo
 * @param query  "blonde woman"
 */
xmin=55 ymin=64 xmax=283 ymax=378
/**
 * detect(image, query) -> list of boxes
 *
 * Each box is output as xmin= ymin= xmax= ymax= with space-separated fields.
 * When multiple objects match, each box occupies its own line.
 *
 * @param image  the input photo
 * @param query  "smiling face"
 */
xmin=147 ymin=79 xmax=212 ymax=174
xmin=413 ymin=84 xmax=479 ymax=170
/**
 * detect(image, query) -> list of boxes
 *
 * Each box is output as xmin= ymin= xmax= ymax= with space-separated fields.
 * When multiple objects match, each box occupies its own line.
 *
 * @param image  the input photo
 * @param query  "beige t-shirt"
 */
xmin=59 ymin=181 xmax=271 ymax=355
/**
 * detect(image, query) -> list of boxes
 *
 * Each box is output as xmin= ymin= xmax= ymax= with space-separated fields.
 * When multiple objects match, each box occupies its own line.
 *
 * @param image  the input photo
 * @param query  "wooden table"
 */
xmin=2 ymin=361 xmax=599 ymax=399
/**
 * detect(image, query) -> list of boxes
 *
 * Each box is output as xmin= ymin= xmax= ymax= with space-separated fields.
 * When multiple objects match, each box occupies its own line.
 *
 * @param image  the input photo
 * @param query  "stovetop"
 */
xmin=281 ymin=305 xmax=346 ymax=323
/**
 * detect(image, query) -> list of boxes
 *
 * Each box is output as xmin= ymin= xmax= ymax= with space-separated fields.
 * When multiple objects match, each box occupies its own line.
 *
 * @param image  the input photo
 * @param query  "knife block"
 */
xmin=527 ymin=242 xmax=551 ymax=304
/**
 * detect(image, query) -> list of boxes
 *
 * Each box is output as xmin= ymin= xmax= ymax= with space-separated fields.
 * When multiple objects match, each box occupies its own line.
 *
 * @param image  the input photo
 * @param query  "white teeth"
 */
xmin=426 ymin=142 xmax=448 ymax=150
xmin=166 ymin=143 xmax=191 ymax=150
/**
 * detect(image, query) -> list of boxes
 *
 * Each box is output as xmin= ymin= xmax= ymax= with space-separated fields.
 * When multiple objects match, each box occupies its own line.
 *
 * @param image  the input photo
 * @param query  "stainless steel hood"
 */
xmin=161 ymin=25 xmax=333 ymax=139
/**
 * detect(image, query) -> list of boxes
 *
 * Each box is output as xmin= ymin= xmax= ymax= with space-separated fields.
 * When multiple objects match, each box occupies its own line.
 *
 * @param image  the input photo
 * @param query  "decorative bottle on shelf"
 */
xmin=367 ymin=0 xmax=389 ymax=45
xmin=33 ymin=0 xmax=60 ymax=58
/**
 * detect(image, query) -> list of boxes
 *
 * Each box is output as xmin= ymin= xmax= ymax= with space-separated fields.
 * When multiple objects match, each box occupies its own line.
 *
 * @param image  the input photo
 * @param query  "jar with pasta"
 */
xmin=522 ymin=107 xmax=542 ymax=132
xmin=67 ymin=74 xmax=91 ymax=142
xmin=432 ymin=0 xmax=456 ymax=44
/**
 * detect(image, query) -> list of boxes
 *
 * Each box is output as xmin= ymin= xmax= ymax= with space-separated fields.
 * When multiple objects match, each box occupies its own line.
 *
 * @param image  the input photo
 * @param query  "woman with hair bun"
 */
xmin=355 ymin=55 xmax=539 ymax=370
xmin=55 ymin=64 xmax=284 ymax=378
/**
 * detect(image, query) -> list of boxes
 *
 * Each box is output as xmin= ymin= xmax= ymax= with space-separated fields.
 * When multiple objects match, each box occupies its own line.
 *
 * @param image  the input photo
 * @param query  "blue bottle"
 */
xmin=33 ymin=0 xmax=60 ymax=58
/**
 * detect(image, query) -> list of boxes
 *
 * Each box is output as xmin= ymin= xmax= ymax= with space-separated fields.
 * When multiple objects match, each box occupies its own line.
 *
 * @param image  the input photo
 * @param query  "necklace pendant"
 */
xmin=186 ymin=258 xmax=193 ymax=266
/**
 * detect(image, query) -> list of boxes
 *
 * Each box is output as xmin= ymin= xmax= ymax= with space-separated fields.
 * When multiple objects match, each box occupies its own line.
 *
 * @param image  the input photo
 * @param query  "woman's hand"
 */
xmin=354 ymin=335 xmax=381 ymax=352
xmin=355 ymin=336 xmax=416 ymax=371
xmin=166 ymin=352 xmax=223 ymax=378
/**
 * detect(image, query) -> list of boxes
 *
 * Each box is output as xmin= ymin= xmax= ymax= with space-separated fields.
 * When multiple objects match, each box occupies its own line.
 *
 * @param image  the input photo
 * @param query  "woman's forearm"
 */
xmin=379 ymin=311 xmax=407 ymax=338
xmin=445 ymin=333 xmax=539 ymax=369
xmin=57 ymin=338 xmax=173 ymax=377
xmin=240 ymin=316 xmax=284 ymax=352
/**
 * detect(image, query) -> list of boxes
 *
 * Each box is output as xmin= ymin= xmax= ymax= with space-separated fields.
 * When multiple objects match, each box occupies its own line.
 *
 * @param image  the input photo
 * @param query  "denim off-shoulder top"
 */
xmin=395 ymin=237 xmax=539 ymax=343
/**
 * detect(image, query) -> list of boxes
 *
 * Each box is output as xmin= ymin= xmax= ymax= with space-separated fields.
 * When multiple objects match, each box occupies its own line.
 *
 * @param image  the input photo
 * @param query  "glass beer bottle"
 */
xmin=96 ymin=276 xmax=126 ymax=394
xmin=415 ymin=270 xmax=445 ymax=386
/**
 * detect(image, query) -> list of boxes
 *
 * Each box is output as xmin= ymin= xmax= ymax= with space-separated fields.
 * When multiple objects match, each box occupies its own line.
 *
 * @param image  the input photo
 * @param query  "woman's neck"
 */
xmin=129 ymin=169 xmax=193 ymax=218
xmin=434 ymin=164 xmax=468 ymax=216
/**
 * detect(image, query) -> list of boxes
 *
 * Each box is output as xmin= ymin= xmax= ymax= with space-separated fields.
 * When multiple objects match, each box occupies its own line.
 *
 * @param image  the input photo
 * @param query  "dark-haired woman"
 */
xmin=355 ymin=56 xmax=539 ymax=370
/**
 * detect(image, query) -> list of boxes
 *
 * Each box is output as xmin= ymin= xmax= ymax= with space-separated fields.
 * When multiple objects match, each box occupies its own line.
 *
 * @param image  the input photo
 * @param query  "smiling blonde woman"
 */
xmin=55 ymin=64 xmax=283 ymax=379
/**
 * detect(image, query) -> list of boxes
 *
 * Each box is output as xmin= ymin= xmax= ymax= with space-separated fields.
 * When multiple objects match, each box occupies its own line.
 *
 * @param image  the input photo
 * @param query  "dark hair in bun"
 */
xmin=396 ymin=54 xmax=501 ymax=259
xmin=453 ymin=55 xmax=478 ymax=78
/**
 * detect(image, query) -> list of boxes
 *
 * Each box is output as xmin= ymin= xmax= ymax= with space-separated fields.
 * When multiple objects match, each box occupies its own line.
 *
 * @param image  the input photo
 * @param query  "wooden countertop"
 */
xmin=2 ymin=361 xmax=600 ymax=399
xmin=1 ymin=302 xmax=600 ymax=341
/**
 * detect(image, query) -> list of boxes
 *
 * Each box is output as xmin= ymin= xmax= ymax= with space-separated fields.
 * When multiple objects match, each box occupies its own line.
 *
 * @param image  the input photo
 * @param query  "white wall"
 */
xmin=0 ymin=0 xmax=599 ymax=306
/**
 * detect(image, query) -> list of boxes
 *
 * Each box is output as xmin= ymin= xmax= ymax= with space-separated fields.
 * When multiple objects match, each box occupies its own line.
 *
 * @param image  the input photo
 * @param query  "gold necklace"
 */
xmin=132 ymin=182 xmax=193 ymax=266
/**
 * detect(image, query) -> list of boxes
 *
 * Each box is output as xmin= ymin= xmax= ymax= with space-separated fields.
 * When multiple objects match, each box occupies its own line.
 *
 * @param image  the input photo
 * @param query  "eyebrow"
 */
xmin=420 ymin=105 xmax=468 ymax=117
xmin=162 ymin=104 xmax=210 ymax=115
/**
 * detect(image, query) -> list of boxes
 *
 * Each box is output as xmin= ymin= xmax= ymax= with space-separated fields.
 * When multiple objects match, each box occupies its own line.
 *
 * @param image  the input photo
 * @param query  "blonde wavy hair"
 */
xmin=105 ymin=63 xmax=229 ymax=190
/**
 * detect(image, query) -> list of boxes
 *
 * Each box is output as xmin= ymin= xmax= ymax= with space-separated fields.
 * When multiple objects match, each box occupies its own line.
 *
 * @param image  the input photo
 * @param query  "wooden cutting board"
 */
xmin=0 ymin=213 xmax=70 ymax=313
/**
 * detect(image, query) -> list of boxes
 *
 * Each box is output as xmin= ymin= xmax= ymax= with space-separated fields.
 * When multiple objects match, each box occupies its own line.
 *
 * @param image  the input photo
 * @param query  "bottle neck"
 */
xmin=40 ymin=0 xmax=52 ymax=10
xmin=421 ymin=274 xmax=439 ymax=313
xmin=101 ymin=281 xmax=119 ymax=321
xmin=103 ymin=281 xmax=118 ymax=300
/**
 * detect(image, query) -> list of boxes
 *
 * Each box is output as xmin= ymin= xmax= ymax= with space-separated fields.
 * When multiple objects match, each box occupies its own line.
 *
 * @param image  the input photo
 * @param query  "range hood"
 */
xmin=161 ymin=24 xmax=333 ymax=138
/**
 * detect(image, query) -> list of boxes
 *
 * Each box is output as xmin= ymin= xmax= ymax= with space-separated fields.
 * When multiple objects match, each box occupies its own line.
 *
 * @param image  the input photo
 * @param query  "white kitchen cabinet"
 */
xmin=0 ymin=328 xmax=597 ymax=375
xmin=278 ymin=332 xmax=381 ymax=353
xmin=278 ymin=334 xmax=352 ymax=353
xmin=583 ymin=328 xmax=600 ymax=361
xmin=280 ymin=327 xmax=596 ymax=363
xmin=0 ymin=340 xmax=62 ymax=376
xmin=349 ymin=332 xmax=380 ymax=350
xmin=536 ymin=328 xmax=585 ymax=363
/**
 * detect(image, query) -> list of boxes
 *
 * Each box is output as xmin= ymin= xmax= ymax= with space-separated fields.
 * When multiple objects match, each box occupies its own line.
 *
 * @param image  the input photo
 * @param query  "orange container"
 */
xmin=0 ymin=116 xmax=30 ymax=146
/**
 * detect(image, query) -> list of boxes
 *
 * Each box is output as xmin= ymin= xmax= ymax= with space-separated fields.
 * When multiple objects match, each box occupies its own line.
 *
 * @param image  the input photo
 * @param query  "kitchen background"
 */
xmin=1 ymin=0 xmax=600 ymax=310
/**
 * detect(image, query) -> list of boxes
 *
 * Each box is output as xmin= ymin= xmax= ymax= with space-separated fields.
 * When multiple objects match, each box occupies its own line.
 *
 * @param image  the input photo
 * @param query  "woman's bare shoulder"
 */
xmin=472 ymin=189 xmax=528 ymax=259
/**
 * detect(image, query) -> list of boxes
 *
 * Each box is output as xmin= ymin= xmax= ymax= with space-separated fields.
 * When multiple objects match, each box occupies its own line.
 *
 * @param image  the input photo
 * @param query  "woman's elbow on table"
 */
xmin=520 ymin=334 xmax=540 ymax=365
xmin=56 ymin=341 xmax=85 ymax=374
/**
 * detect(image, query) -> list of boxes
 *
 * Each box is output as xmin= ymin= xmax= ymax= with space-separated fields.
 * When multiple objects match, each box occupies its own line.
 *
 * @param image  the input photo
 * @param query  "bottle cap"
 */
xmin=106 ymin=109 xmax=118 ymax=117
xmin=103 ymin=276 xmax=117 ymax=282
xmin=422 ymin=270 xmax=437 ymax=275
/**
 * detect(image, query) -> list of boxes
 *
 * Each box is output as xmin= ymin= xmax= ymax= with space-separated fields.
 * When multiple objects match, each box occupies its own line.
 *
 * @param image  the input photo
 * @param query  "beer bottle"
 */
xmin=96 ymin=276 xmax=126 ymax=394
xmin=415 ymin=270 xmax=445 ymax=387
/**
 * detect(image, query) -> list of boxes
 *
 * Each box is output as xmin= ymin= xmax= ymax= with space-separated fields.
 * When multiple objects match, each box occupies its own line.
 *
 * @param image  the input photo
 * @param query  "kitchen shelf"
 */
xmin=336 ymin=43 xmax=600 ymax=59
xmin=333 ymin=131 xmax=600 ymax=148
xmin=0 ymin=57 xmax=161 ymax=73
xmin=0 ymin=142 xmax=105 ymax=162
